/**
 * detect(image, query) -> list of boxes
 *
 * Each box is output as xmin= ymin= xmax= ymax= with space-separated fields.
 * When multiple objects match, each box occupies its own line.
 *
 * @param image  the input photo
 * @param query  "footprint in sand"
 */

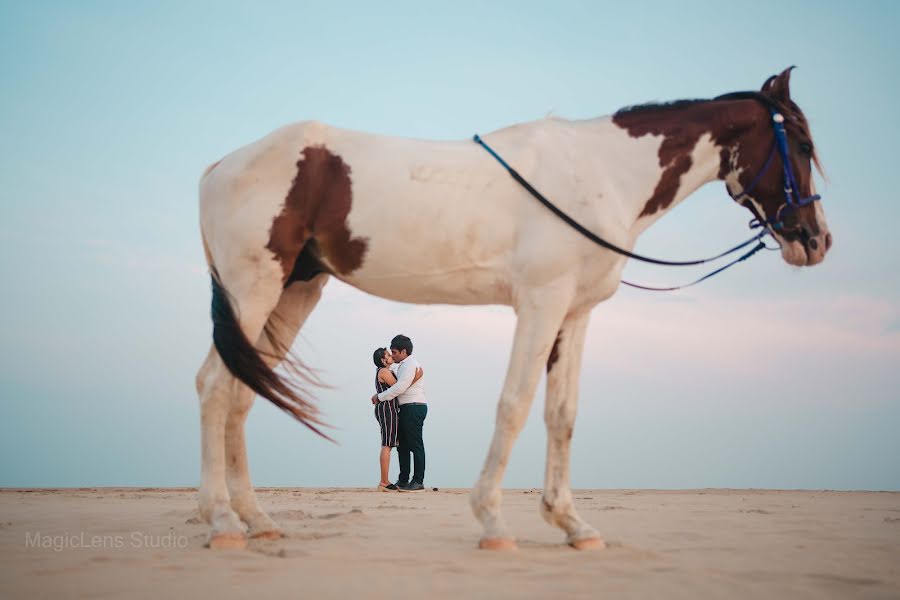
xmin=807 ymin=573 xmax=883 ymax=587
xmin=317 ymin=508 xmax=364 ymax=520
xmin=270 ymin=509 xmax=311 ymax=520
xmin=291 ymin=531 xmax=345 ymax=541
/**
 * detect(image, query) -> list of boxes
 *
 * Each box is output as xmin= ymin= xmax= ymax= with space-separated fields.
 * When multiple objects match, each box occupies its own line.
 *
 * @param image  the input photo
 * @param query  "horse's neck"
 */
xmin=574 ymin=104 xmax=748 ymax=238
xmin=629 ymin=129 xmax=724 ymax=236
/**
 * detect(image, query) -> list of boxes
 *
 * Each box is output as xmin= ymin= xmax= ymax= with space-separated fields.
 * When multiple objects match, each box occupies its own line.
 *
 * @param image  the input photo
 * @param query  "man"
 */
xmin=371 ymin=334 xmax=427 ymax=492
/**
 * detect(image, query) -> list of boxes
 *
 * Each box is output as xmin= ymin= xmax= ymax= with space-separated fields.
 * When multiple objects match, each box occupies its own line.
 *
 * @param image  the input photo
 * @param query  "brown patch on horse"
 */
xmin=613 ymin=81 xmax=820 ymax=227
xmin=642 ymin=154 xmax=693 ymax=217
xmin=267 ymin=146 xmax=368 ymax=284
xmin=547 ymin=332 xmax=563 ymax=372
xmin=613 ymin=101 xmax=711 ymax=217
xmin=717 ymin=147 xmax=733 ymax=181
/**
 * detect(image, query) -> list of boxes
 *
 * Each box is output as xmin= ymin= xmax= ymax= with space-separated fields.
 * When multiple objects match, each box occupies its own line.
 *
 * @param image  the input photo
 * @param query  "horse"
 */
xmin=196 ymin=67 xmax=830 ymax=550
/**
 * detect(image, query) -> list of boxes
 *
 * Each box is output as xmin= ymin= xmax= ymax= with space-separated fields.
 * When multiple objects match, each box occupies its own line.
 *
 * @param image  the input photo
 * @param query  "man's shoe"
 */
xmin=384 ymin=483 xmax=399 ymax=491
xmin=398 ymin=481 xmax=425 ymax=492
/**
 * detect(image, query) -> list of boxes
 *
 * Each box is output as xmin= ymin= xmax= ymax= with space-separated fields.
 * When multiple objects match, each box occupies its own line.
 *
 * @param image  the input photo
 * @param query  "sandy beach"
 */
xmin=0 ymin=487 xmax=897 ymax=599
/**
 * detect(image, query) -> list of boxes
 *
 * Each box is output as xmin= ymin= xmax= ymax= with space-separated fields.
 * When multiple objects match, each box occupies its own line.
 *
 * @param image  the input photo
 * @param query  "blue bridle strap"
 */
xmin=774 ymin=112 xmax=821 ymax=209
xmin=734 ymin=111 xmax=821 ymax=231
xmin=734 ymin=142 xmax=777 ymax=203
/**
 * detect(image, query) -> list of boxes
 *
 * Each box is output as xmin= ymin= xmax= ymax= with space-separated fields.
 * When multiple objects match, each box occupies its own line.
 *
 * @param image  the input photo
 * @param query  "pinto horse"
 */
xmin=196 ymin=68 xmax=830 ymax=550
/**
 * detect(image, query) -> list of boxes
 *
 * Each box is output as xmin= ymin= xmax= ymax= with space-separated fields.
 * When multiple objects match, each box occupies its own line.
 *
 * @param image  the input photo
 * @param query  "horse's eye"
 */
xmin=799 ymin=142 xmax=813 ymax=155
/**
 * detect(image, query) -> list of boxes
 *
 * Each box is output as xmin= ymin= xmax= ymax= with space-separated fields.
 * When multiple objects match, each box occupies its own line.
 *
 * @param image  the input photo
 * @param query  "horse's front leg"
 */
xmin=540 ymin=310 xmax=604 ymax=550
xmin=470 ymin=281 xmax=573 ymax=550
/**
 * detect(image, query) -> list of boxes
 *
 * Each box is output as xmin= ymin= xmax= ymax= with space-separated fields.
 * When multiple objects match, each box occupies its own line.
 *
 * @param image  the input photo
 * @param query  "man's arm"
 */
xmin=372 ymin=367 xmax=421 ymax=404
xmin=375 ymin=361 xmax=415 ymax=403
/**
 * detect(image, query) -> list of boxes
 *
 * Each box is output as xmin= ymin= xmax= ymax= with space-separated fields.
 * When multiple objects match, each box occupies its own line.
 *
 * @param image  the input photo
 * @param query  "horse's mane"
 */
xmin=614 ymin=99 xmax=708 ymax=117
xmin=615 ymin=92 xmax=776 ymax=117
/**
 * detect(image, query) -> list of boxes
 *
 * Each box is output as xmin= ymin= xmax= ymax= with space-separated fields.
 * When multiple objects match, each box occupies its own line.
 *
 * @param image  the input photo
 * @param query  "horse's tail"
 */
xmin=209 ymin=270 xmax=331 ymax=439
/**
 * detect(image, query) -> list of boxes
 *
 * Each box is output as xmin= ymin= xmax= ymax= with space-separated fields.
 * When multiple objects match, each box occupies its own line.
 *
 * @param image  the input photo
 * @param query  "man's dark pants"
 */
xmin=397 ymin=403 xmax=427 ymax=485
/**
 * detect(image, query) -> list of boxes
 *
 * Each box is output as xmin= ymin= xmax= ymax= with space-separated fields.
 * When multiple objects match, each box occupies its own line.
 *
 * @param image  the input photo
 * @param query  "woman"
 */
xmin=372 ymin=347 xmax=422 ymax=491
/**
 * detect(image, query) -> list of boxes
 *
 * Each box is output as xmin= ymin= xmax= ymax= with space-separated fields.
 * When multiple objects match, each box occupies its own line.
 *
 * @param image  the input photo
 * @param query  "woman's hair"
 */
xmin=372 ymin=347 xmax=387 ymax=368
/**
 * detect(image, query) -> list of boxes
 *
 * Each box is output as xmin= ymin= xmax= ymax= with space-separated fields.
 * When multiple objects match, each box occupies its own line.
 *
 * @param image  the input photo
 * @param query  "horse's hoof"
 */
xmin=569 ymin=536 xmax=605 ymax=551
xmin=250 ymin=529 xmax=283 ymax=541
xmin=207 ymin=532 xmax=247 ymax=550
xmin=478 ymin=537 xmax=518 ymax=551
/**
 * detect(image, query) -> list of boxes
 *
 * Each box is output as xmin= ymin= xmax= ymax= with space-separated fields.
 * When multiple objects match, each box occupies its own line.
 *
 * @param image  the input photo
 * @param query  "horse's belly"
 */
xmin=329 ymin=173 xmax=519 ymax=305
xmin=336 ymin=261 xmax=513 ymax=306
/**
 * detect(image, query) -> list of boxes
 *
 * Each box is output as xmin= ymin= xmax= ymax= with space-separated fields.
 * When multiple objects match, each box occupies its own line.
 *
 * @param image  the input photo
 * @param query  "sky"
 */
xmin=1 ymin=0 xmax=898 ymax=490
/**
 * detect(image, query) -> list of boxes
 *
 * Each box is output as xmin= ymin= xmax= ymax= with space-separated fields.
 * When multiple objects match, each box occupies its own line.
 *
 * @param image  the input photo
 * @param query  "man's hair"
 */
xmin=390 ymin=334 xmax=413 ymax=356
xmin=372 ymin=347 xmax=387 ymax=367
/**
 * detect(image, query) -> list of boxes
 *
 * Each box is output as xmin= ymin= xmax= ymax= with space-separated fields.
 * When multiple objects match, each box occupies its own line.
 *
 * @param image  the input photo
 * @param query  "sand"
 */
xmin=0 ymin=487 xmax=898 ymax=599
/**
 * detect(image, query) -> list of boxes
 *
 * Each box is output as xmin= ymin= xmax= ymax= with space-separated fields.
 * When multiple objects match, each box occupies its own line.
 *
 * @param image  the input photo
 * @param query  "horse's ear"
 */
xmin=761 ymin=66 xmax=796 ymax=103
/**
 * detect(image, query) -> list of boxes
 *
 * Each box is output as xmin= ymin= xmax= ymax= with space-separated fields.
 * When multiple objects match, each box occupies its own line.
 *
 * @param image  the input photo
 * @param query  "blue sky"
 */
xmin=1 ymin=1 xmax=898 ymax=490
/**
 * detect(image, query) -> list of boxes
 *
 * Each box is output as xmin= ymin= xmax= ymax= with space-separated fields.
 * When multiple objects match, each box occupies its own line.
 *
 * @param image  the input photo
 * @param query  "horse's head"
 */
xmin=720 ymin=67 xmax=831 ymax=267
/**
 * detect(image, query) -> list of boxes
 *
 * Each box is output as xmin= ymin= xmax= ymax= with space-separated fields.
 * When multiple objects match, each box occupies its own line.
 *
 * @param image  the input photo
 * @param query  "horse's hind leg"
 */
xmin=196 ymin=347 xmax=245 ymax=548
xmin=224 ymin=274 xmax=329 ymax=539
xmin=540 ymin=310 xmax=604 ymax=550
xmin=196 ymin=271 xmax=285 ymax=549
xmin=470 ymin=282 xmax=573 ymax=550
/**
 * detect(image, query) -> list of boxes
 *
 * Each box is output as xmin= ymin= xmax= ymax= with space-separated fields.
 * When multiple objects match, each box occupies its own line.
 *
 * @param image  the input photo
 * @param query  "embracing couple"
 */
xmin=371 ymin=334 xmax=427 ymax=492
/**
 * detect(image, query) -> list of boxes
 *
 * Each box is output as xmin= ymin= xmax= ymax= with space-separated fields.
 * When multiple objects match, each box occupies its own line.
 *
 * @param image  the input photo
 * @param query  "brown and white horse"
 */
xmin=196 ymin=68 xmax=830 ymax=550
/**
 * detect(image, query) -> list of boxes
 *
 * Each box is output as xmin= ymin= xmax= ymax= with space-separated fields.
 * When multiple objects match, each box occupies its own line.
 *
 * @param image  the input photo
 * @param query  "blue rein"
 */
xmin=472 ymin=107 xmax=821 ymax=292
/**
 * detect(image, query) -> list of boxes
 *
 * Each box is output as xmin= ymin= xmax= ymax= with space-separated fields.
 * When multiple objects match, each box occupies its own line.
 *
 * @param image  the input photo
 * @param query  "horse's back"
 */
xmin=198 ymin=118 xmax=610 ymax=306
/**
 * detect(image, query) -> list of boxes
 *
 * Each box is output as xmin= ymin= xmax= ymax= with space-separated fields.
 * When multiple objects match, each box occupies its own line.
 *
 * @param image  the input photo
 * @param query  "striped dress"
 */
xmin=374 ymin=368 xmax=399 ymax=447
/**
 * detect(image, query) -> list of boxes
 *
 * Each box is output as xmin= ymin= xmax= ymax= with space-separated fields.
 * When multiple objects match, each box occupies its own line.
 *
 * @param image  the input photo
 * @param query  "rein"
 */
xmin=473 ymin=134 xmax=767 ymax=291
xmin=472 ymin=95 xmax=820 ymax=291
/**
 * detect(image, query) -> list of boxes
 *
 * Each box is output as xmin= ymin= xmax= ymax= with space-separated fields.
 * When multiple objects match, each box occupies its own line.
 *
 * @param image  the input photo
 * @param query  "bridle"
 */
xmin=715 ymin=91 xmax=822 ymax=234
xmin=472 ymin=91 xmax=822 ymax=291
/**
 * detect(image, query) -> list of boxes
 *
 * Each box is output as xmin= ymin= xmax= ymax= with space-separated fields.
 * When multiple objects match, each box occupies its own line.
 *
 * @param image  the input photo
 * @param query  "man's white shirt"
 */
xmin=377 ymin=357 xmax=426 ymax=405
